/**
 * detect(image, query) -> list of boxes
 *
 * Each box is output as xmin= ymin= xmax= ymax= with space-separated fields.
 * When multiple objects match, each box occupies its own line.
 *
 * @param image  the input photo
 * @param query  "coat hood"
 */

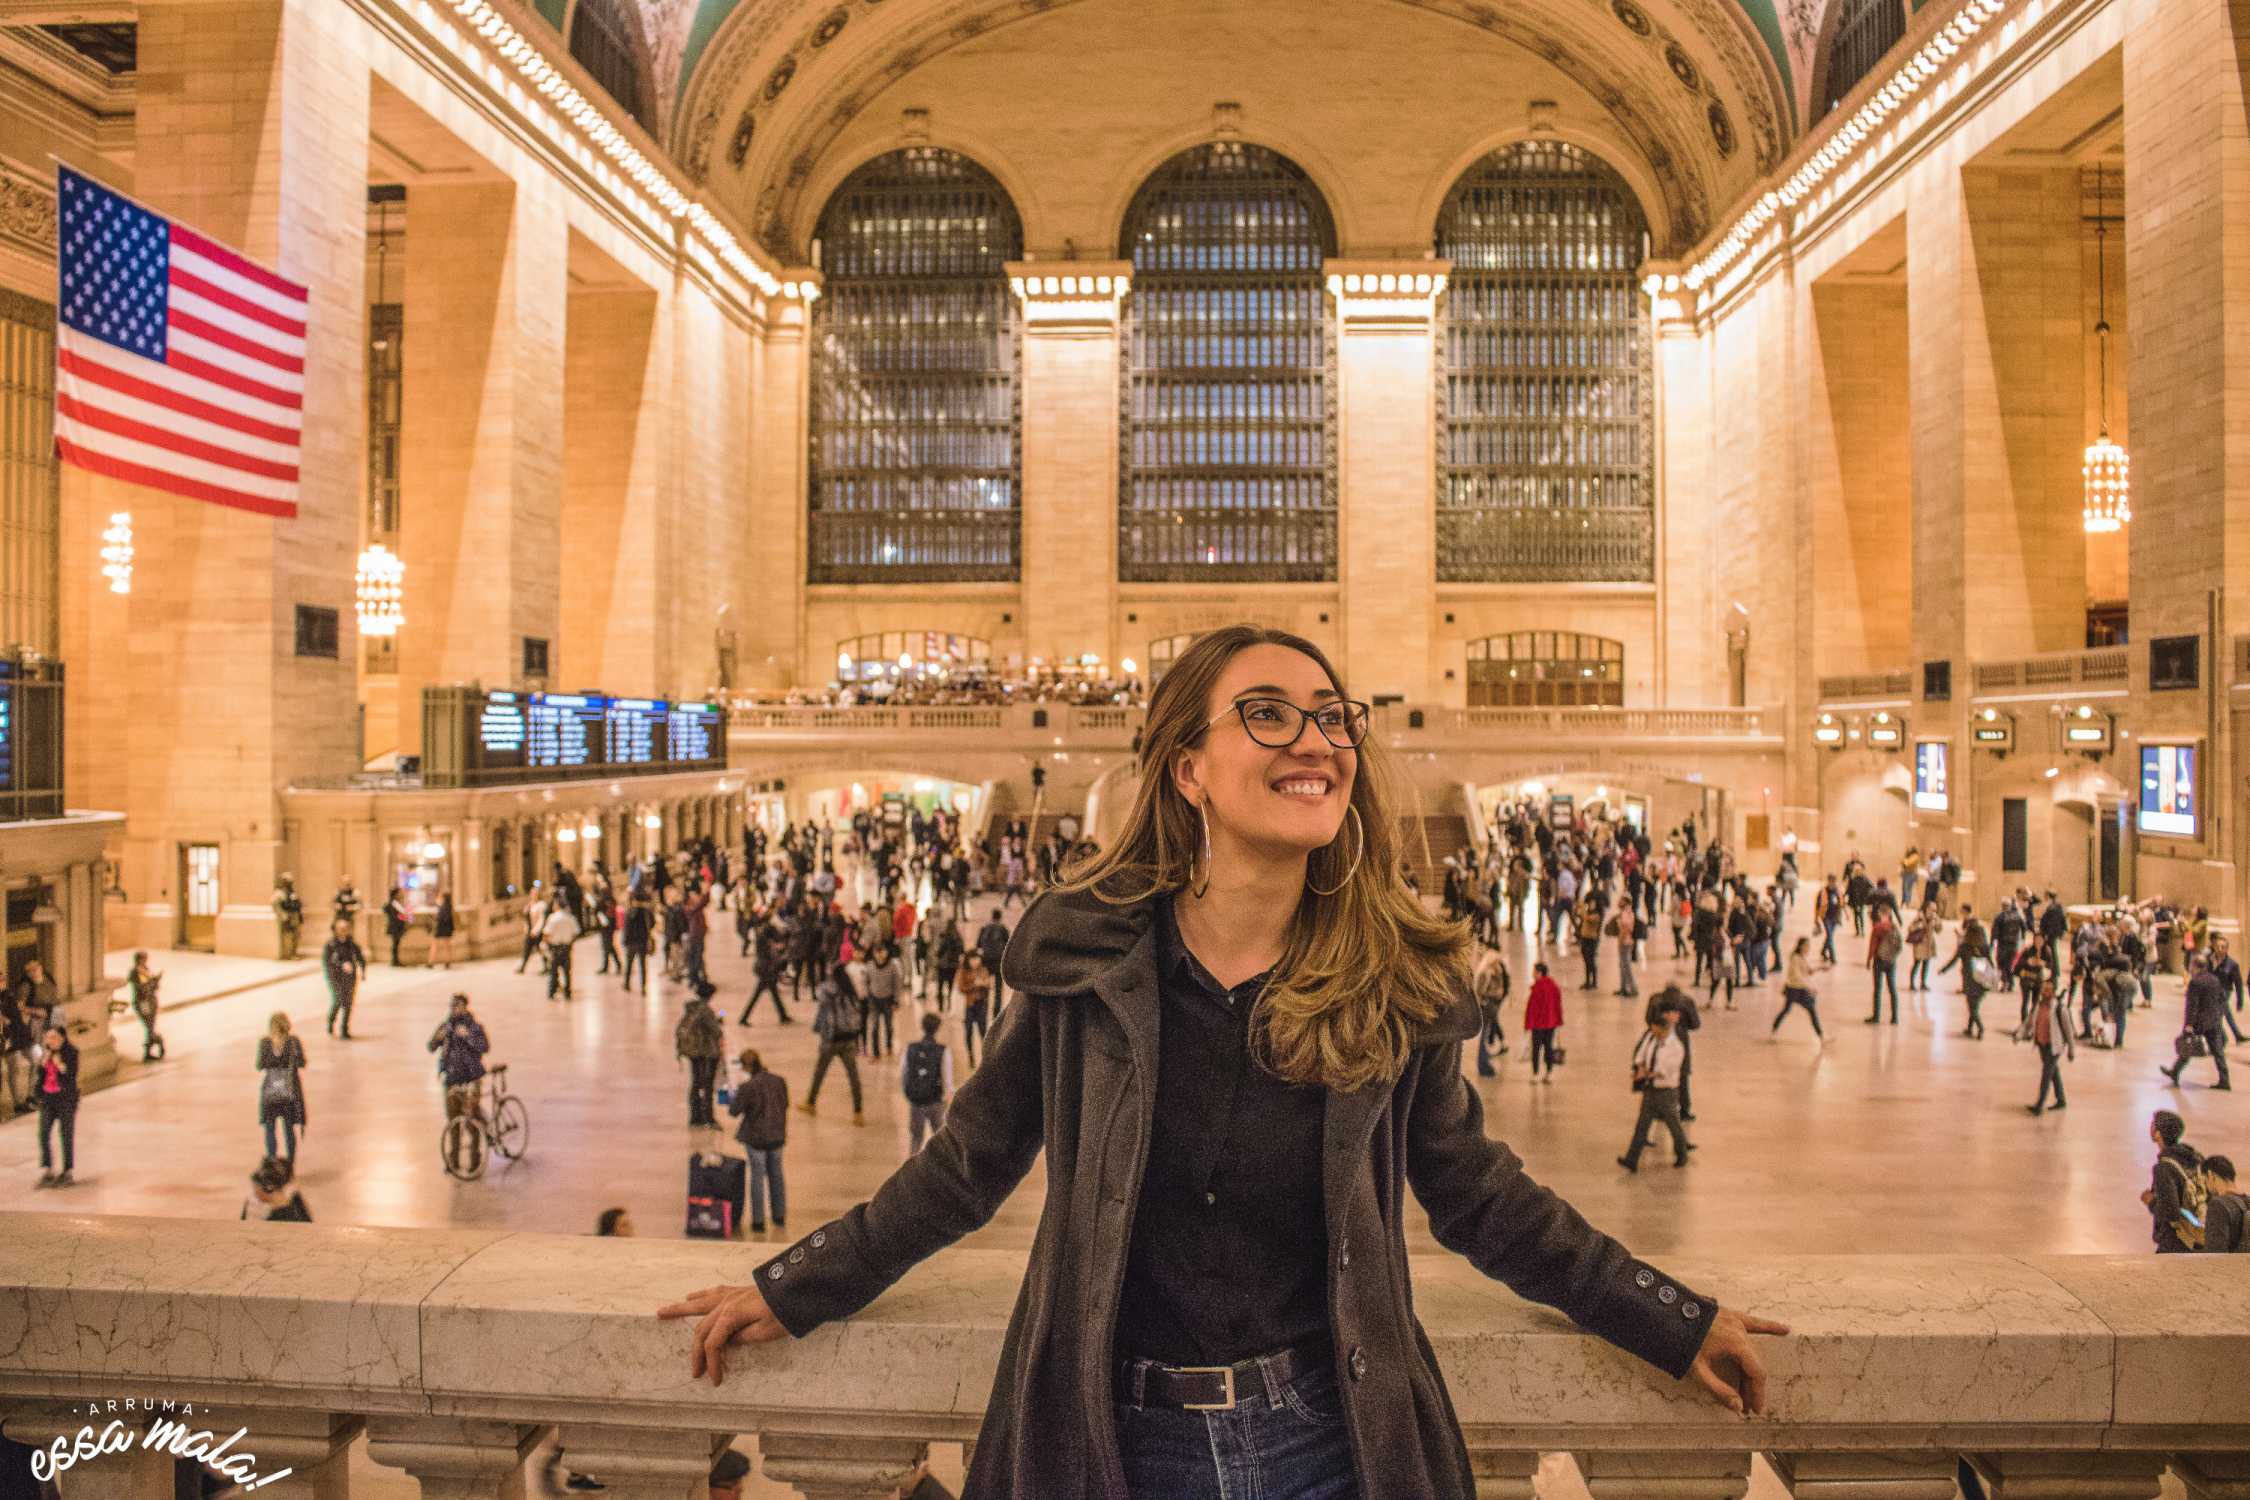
xmin=999 ymin=881 xmax=1480 ymax=1044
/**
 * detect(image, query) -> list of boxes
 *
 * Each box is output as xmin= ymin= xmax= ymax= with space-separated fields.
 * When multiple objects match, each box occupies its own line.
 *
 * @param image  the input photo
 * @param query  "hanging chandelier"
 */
xmin=2082 ymin=163 xmax=2130 ymax=534
xmin=99 ymin=511 xmax=132 ymax=594
xmin=355 ymin=543 xmax=405 ymax=636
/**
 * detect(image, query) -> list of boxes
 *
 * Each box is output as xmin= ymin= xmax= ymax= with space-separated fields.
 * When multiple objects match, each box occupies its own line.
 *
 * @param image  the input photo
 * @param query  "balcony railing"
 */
xmin=1815 ymin=671 xmax=1912 ymax=701
xmin=1455 ymin=705 xmax=1775 ymax=738
xmin=1972 ymin=648 xmax=2130 ymax=694
xmin=2 ymin=1215 xmax=2246 ymax=1499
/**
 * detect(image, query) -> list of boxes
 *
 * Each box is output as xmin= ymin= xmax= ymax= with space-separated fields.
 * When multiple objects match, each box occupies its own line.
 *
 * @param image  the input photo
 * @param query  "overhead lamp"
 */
xmin=642 ymin=813 xmax=663 ymax=830
xmin=422 ymin=841 xmax=446 ymax=860
xmin=556 ymin=827 xmax=578 ymax=844
xmin=580 ymin=822 xmax=601 ymax=840
xmin=2083 ymin=164 xmax=2130 ymax=534
xmin=100 ymin=511 xmax=133 ymax=594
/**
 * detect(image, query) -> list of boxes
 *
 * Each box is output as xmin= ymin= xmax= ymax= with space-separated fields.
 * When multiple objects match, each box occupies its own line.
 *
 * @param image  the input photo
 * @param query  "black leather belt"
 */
xmin=1114 ymin=1338 xmax=1332 ymax=1412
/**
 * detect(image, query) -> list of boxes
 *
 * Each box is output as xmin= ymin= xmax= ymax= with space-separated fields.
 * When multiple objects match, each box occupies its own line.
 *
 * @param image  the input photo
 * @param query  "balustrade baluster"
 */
xmin=1965 ymin=1452 xmax=2168 ymax=1498
xmin=756 ymin=1429 xmax=926 ymax=1500
xmin=1572 ymin=1448 xmax=1754 ymax=1499
xmin=550 ymin=1425 xmax=731 ymax=1500
xmin=2174 ymin=1454 xmax=2250 ymax=1499
xmin=1767 ymin=1450 xmax=1958 ymax=1499
xmin=364 ymin=1416 xmax=548 ymax=1500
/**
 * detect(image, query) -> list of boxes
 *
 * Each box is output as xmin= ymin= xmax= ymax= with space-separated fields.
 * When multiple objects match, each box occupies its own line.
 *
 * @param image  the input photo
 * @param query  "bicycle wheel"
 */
xmin=492 ymin=1096 xmax=530 ymax=1161
xmin=442 ymin=1115 xmax=485 ymax=1181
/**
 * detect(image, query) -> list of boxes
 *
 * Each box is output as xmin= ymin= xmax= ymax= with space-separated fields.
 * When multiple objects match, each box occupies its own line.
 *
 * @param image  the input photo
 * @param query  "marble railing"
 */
xmin=3 ymin=1215 xmax=2247 ymax=1499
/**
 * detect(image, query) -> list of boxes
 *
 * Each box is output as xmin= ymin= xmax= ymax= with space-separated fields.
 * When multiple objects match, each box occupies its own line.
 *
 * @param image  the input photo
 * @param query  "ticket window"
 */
xmin=390 ymin=835 xmax=449 ymax=915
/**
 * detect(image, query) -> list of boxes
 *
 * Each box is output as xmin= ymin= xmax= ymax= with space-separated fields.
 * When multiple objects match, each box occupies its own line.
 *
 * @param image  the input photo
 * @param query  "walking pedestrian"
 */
xmin=902 ymin=1010 xmax=954 ymax=1155
xmin=1867 ymin=905 xmax=1902 ymax=1024
xmin=622 ymin=892 xmax=654 ymax=992
xmin=2161 ymin=953 xmax=2234 ymax=1091
xmin=798 ymin=964 xmax=867 ymax=1123
xmin=1942 ymin=906 xmax=1991 ymax=1039
xmin=383 ymin=887 xmax=412 ymax=968
xmin=730 ymin=1049 xmax=788 ymax=1232
xmin=322 ymin=917 xmax=367 ymax=1039
xmin=1774 ymin=938 xmax=1827 ymax=1041
xmin=744 ymin=920 xmax=794 ymax=1024
xmin=1907 ymin=902 xmax=1937 ymax=990
xmin=933 ymin=919 xmax=965 ymax=1013
xmin=1608 ymin=900 xmax=1638 ymax=999
xmin=543 ymin=897 xmax=580 ymax=1000
xmin=124 ymin=950 xmax=165 ymax=1062
xmin=30 ymin=1023 xmax=78 ymax=1187
xmin=957 ymin=948 xmax=993 ymax=1068
xmin=256 ymin=1012 xmax=307 ymax=1166
xmin=430 ymin=890 xmax=458 ymax=969
xmin=1472 ymin=939 xmax=1510 ymax=1077
xmin=1619 ymin=999 xmax=1693 ymax=1172
xmin=517 ymin=886 xmax=548 ymax=974
xmin=2024 ymin=979 xmax=2075 ymax=1115
xmin=862 ymin=941 xmax=904 ymax=1059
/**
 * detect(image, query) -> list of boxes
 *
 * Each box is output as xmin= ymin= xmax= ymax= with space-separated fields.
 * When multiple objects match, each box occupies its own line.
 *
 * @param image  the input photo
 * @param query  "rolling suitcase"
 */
xmin=686 ymin=1151 xmax=746 ymax=1239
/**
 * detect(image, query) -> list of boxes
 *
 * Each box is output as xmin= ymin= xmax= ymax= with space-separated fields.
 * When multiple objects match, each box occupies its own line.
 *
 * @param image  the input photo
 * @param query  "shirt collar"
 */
xmin=1157 ymin=892 xmax=1271 ymax=999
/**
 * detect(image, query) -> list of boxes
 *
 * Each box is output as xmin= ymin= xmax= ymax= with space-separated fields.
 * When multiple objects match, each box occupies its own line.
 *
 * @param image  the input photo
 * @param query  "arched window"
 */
xmin=568 ymin=0 xmax=651 ymax=133
xmin=834 ymin=630 xmax=991 ymax=684
xmin=1818 ymin=0 xmax=1909 ymax=120
xmin=1119 ymin=143 xmax=1336 ymax=582
xmin=1435 ymin=142 xmax=1652 ymax=582
xmin=1144 ymin=631 xmax=1202 ymax=687
xmin=808 ymin=149 xmax=1024 ymax=583
xmin=1466 ymin=632 xmax=1624 ymax=707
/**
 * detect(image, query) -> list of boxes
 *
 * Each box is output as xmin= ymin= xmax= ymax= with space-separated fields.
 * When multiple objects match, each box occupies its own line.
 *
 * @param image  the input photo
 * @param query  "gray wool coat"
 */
xmin=751 ymin=882 xmax=1716 ymax=1497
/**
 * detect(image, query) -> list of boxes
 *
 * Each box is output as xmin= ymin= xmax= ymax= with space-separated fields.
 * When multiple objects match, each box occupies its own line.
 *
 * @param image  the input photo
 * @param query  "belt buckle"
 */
xmin=1176 ymin=1365 xmax=1236 ymax=1411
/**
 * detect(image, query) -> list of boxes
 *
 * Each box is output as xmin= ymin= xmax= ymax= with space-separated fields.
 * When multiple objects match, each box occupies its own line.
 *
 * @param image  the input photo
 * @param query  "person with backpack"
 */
xmin=1942 ymin=906 xmax=1991 ymax=1040
xmin=730 ymin=1048 xmax=789 ymax=1232
xmin=677 ymin=981 xmax=727 ymax=1127
xmin=241 ymin=1157 xmax=312 ymax=1222
xmin=255 ymin=1011 xmax=308 ymax=1167
xmin=2142 ymin=1109 xmax=2206 ymax=1253
xmin=799 ymin=964 xmax=867 ymax=1123
xmin=2023 ymin=977 xmax=2076 ymax=1115
xmin=1470 ymin=939 xmax=1510 ymax=1077
xmin=2198 ymin=1157 xmax=2247 ymax=1253
xmin=1867 ymin=905 xmax=1903 ymax=1024
xmin=901 ymin=1010 xmax=956 ymax=1156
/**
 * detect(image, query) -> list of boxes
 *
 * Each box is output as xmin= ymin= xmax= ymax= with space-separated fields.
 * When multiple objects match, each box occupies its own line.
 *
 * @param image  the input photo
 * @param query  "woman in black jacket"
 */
xmin=32 ymin=1025 xmax=78 ymax=1188
xmin=661 ymin=624 xmax=1785 ymax=1499
xmin=384 ymin=888 xmax=412 ymax=968
xmin=256 ymin=1011 xmax=308 ymax=1166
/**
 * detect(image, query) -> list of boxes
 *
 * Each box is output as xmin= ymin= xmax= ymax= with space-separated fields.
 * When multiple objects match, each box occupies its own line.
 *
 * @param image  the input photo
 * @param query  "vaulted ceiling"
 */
xmin=538 ymin=0 xmax=1857 ymax=260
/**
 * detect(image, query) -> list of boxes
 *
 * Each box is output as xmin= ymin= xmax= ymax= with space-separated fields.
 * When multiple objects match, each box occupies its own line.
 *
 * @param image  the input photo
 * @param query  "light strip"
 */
xmin=1686 ymin=0 xmax=2012 ymax=293
xmin=438 ymin=0 xmax=806 ymax=302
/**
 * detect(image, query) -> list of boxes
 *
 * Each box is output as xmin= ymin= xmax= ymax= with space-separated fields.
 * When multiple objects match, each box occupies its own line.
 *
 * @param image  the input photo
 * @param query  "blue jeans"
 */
xmin=263 ymin=1114 xmax=298 ymax=1160
xmin=746 ymin=1145 xmax=785 ymax=1228
xmin=1113 ymin=1356 xmax=1359 ymax=1499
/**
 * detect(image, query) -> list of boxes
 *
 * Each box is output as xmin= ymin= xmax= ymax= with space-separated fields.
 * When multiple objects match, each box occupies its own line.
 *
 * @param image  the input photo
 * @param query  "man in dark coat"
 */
xmin=659 ymin=885 xmax=1782 ymax=1499
xmin=2162 ymin=954 xmax=2234 ymax=1090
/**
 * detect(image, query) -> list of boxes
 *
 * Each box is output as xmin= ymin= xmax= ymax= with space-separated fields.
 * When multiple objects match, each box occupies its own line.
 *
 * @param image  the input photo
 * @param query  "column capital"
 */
xmin=1323 ymin=258 xmax=1451 ymax=328
xmin=1006 ymin=260 xmax=1131 ymax=330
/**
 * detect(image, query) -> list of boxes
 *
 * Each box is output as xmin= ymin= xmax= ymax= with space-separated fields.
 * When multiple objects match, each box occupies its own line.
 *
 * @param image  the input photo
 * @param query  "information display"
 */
xmin=1913 ymin=741 xmax=1949 ymax=812
xmin=2139 ymin=744 xmax=2198 ymax=838
xmin=428 ymin=687 xmax=727 ymax=789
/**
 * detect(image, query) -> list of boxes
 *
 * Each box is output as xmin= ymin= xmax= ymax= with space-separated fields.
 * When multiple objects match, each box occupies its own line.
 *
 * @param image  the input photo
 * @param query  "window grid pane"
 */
xmin=808 ymin=148 xmax=1024 ymax=584
xmin=1119 ymin=143 xmax=1337 ymax=583
xmin=1464 ymin=631 xmax=1627 ymax=707
xmin=1435 ymin=142 xmax=1653 ymax=583
xmin=1826 ymin=0 xmax=1908 ymax=117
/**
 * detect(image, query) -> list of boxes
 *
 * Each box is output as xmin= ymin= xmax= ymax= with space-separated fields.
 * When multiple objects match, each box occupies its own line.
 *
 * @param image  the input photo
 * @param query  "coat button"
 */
xmin=1635 ymin=1269 xmax=1656 ymax=1289
xmin=1658 ymin=1286 xmax=1678 ymax=1305
xmin=767 ymin=1264 xmax=784 ymax=1280
xmin=789 ymin=1248 xmax=805 ymax=1264
xmin=1348 ymin=1347 xmax=1367 ymax=1382
xmin=1682 ymin=1302 xmax=1701 ymax=1320
xmin=811 ymin=1231 xmax=826 ymax=1248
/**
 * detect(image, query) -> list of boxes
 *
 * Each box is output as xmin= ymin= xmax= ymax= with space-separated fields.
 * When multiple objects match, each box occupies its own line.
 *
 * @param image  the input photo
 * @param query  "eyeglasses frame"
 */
xmin=1201 ymin=696 xmax=1372 ymax=750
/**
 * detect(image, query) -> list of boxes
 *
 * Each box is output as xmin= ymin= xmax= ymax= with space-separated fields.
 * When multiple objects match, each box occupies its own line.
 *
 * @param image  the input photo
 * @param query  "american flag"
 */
xmin=53 ymin=166 xmax=306 ymax=519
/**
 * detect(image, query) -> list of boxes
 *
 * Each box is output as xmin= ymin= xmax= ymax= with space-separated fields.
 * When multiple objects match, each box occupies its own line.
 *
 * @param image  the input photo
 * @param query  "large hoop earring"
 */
xmin=1307 ymin=805 xmax=1365 ymax=897
xmin=1191 ymin=803 xmax=1212 ymax=899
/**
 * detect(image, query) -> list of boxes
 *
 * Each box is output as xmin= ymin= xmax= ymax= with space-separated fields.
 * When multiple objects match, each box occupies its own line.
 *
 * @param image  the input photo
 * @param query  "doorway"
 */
xmin=179 ymin=842 xmax=220 ymax=951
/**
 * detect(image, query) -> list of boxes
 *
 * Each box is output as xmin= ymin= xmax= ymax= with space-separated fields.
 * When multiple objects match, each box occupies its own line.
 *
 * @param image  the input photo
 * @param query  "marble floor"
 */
xmin=7 ymin=886 xmax=2237 ymax=1500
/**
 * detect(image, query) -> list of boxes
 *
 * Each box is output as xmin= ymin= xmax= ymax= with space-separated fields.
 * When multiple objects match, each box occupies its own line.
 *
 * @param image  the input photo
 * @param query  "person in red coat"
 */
xmin=1524 ymin=961 xmax=1565 ymax=1080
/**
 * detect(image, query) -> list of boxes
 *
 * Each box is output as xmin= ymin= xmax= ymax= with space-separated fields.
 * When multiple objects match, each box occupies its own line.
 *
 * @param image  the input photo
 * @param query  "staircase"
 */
xmin=1395 ymin=815 xmax=1476 ymax=895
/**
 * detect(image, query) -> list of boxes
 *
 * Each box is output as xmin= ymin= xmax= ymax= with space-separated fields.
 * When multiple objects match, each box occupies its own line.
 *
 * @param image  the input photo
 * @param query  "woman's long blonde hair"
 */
xmin=267 ymin=1012 xmax=291 ymax=1046
xmin=1052 ymin=625 xmax=1470 ymax=1092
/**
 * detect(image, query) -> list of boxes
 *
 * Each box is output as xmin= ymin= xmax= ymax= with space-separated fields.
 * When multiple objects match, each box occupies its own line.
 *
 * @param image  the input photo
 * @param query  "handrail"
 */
xmin=3 ymin=1215 xmax=2245 ymax=1499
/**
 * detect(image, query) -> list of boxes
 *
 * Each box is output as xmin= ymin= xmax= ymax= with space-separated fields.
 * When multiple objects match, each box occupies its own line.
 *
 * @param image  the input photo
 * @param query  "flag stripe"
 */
xmin=54 ymin=420 xmax=301 ymax=504
xmin=164 ymin=341 xmax=304 ymax=411
xmin=55 ymin=435 xmax=299 ymax=519
xmin=170 ymin=224 xmax=307 ymax=306
xmin=168 ymin=266 xmax=306 ymax=338
xmin=170 ymin=277 xmax=307 ymax=354
xmin=59 ymin=335 xmax=302 ymax=438
xmin=57 ymin=393 xmax=301 ymax=475
xmin=169 ymin=308 xmax=305 ymax=376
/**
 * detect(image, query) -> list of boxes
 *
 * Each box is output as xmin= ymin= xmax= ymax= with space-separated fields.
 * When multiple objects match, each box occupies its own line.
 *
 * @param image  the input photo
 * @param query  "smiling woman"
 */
xmin=659 ymin=621 xmax=1789 ymax=1500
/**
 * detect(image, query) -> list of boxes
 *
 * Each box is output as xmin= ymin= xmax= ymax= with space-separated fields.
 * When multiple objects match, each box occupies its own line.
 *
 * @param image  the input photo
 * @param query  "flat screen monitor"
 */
xmin=2139 ymin=744 xmax=2197 ymax=837
xmin=1913 ymin=741 xmax=1949 ymax=811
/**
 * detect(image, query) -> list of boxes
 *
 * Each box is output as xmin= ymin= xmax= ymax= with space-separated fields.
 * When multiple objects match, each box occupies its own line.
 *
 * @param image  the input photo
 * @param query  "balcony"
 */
xmin=1973 ymin=648 xmax=2131 ymax=696
xmin=2 ymin=1214 xmax=2246 ymax=1498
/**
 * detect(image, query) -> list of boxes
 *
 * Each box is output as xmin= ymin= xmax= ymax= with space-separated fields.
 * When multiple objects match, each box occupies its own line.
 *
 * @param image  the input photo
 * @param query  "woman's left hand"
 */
xmin=1687 ymin=1307 xmax=1790 ymax=1417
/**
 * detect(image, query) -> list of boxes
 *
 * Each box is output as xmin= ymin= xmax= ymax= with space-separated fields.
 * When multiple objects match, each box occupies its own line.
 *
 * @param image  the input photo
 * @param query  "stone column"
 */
xmin=364 ymin=1417 xmax=546 ymax=1500
xmin=1461 ymin=1444 xmax=1541 ymax=1498
xmin=1009 ymin=263 xmax=1128 ymax=670
xmin=551 ymin=1425 xmax=729 ymax=1500
xmin=560 ymin=279 xmax=663 ymax=696
xmin=1572 ymin=1448 xmax=1752 ymax=1499
xmin=745 ymin=288 xmax=812 ymax=687
xmin=1330 ymin=261 xmax=1448 ymax=704
xmin=756 ymin=1430 xmax=924 ymax=1500
xmin=1654 ymin=285 xmax=1714 ymax=704
xmin=396 ymin=177 xmax=568 ymax=749
xmin=101 ymin=0 xmax=368 ymax=956
xmin=187 ymin=1407 xmax=360 ymax=1500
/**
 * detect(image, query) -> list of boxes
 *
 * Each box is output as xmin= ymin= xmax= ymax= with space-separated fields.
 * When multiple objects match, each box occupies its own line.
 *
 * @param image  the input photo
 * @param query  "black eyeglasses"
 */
xmin=1205 ymin=697 xmax=1371 ymax=749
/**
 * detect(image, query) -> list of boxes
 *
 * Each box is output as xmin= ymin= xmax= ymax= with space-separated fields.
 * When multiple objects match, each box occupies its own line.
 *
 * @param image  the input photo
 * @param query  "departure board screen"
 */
xmin=605 ymin=699 xmax=663 ymax=765
xmin=428 ymin=687 xmax=727 ymax=787
xmin=668 ymin=702 xmax=719 ymax=764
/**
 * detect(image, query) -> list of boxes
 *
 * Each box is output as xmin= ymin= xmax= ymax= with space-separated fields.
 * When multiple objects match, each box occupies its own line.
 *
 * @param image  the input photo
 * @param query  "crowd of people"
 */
xmin=747 ymin=670 xmax=1146 ymax=709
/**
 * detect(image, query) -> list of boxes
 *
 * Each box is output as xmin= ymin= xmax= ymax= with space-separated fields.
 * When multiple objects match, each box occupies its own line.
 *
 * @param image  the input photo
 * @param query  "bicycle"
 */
xmin=441 ymin=1065 xmax=529 ymax=1181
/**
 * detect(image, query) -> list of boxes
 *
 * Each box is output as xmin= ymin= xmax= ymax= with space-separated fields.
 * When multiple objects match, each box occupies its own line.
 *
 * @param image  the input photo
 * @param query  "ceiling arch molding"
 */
xmin=1090 ymin=123 xmax=1366 ymax=262
xmin=1411 ymin=121 xmax=1681 ymax=255
xmin=710 ymin=0 xmax=1726 ymax=258
xmin=797 ymin=127 xmax=1052 ymax=262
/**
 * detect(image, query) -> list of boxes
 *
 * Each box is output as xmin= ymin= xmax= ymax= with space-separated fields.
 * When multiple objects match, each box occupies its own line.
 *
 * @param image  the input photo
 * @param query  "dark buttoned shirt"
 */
xmin=1112 ymin=894 xmax=1331 ymax=1366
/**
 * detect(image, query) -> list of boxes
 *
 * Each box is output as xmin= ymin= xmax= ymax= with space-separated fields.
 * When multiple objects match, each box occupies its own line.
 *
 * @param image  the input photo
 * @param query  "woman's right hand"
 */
xmin=656 ymin=1283 xmax=793 ymax=1385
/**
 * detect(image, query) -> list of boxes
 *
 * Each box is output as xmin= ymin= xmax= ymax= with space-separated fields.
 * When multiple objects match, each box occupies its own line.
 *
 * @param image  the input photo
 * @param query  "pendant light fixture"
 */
xmin=2082 ymin=162 xmax=2130 ymax=534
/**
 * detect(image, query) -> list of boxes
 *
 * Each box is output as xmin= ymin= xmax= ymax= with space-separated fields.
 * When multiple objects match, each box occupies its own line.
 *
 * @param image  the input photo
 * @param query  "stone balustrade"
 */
xmin=4 ymin=1214 xmax=2248 ymax=1498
